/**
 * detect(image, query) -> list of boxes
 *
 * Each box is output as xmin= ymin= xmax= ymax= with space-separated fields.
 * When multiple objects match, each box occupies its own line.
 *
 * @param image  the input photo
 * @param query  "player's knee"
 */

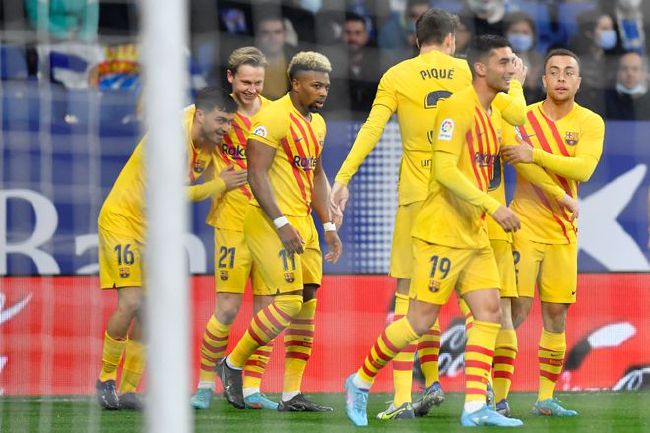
xmin=512 ymin=298 xmax=532 ymax=328
xmin=117 ymin=292 xmax=142 ymax=316
xmin=273 ymin=294 xmax=303 ymax=324
xmin=473 ymin=300 xmax=501 ymax=324
xmin=215 ymin=294 xmax=243 ymax=324
xmin=303 ymin=284 xmax=319 ymax=301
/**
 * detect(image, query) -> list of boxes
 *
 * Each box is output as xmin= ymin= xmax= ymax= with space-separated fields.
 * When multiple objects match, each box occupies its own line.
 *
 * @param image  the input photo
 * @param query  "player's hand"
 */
xmin=512 ymin=55 xmax=528 ymax=85
xmin=220 ymin=164 xmax=248 ymax=191
xmin=502 ymin=135 xmax=534 ymax=164
xmin=491 ymin=205 xmax=521 ymax=232
xmin=277 ymin=223 xmax=304 ymax=255
xmin=323 ymin=230 xmax=343 ymax=263
xmin=329 ymin=181 xmax=349 ymax=227
xmin=558 ymin=193 xmax=579 ymax=221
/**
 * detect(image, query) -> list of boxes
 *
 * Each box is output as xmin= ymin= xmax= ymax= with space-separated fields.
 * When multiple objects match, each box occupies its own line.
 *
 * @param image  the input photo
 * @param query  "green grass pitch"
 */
xmin=2 ymin=392 xmax=649 ymax=432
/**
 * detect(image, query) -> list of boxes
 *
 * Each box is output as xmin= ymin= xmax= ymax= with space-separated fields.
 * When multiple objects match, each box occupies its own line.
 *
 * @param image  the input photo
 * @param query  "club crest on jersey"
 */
xmin=564 ymin=131 xmax=579 ymax=146
xmin=193 ymin=159 xmax=206 ymax=173
xmin=253 ymin=126 xmax=268 ymax=138
xmin=220 ymin=270 xmax=229 ymax=281
xmin=119 ymin=267 xmax=130 ymax=278
xmin=284 ymin=272 xmax=295 ymax=283
xmin=437 ymin=118 xmax=454 ymax=141
xmin=428 ymin=279 xmax=440 ymax=292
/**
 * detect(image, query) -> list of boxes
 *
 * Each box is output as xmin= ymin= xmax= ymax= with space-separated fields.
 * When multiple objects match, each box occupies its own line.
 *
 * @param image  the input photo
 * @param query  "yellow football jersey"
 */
xmin=336 ymin=50 xmax=472 ymax=205
xmin=206 ymin=96 xmax=270 ymax=230
xmin=412 ymin=86 xmax=503 ymax=249
xmin=486 ymin=120 xmax=511 ymax=243
xmin=510 ymin=102 xmax=604 ymax=244
xmin=248 ymin=94 xmax=326 ymax=216
xmin=98 ymin=105 xmax=216 ymax=241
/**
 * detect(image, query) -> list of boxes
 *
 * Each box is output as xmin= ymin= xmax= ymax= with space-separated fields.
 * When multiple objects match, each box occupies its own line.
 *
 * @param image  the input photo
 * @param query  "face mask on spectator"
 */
xmin=299 ymin=0 xmax=322 ymax=13
xmin=598 ymin=30 xmax=618 ymax=50
xmin=616 ymin=80 xmax=648 ymax=96
xmin=508 ymin=33 xmax=533 ymax=52
xmin=468 ymin=0 xmax=499 ymax=16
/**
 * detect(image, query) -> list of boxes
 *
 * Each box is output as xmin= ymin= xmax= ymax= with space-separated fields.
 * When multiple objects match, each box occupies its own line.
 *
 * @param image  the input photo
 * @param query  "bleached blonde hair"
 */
xmin=287 ymin=51 xmax=332 ymax=80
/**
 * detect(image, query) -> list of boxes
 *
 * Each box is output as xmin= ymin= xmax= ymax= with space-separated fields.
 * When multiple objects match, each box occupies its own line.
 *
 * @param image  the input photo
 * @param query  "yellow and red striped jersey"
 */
xmin=510 ymin=102 xmax=604 ymax=244
xmin=206 ymin=96 xmax=270 ymax=230
xmin=248 ymin=94 xmax=326 ymax=216
xmin=413 ymin=86 xmax=503 ymax=249
xmin=98 ymin=105 xmax=216 ymax=241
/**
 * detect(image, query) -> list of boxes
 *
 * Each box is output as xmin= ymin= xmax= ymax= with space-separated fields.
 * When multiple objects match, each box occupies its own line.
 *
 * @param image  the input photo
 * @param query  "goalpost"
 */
xmin=141 ymin=0 xmax=190 ymax=432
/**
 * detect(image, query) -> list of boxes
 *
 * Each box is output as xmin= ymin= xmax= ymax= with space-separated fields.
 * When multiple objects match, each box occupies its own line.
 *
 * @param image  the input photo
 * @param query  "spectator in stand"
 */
xmin=377 ymin=0 xmax=429 ymax=59
xmin=325 ymin=12 xmax=383 ymax=119
xmin=462 ymin=0 xmax=507 ymax=37
xmin=600 ymin=0 xmax=647 ymax=54
xmin=25 ymin=0 xmax=99 ymax=42
xmin=605 ymin=51 xmax=650 ymax=120
xmin=571 ymin=9 xmax=621 ymax=116
xmin=254 ymin=12 xmax=297 ymax=100
xmin=454 ymin=13 xmax=473 ymax=59
xmin=504 ymin=11 xmax=544 ymax=102
xmin=281 ymin=0 xmax=318 ymax=44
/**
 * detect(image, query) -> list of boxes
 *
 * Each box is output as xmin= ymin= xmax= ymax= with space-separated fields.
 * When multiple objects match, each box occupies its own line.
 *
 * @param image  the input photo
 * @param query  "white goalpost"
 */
xmin=141 ymin=0 xmax=190 ymax=432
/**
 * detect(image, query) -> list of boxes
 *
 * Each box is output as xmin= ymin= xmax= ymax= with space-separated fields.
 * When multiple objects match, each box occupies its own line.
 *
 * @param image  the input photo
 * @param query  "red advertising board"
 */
xmin=1 ymin=274 xmax=649 ymax=395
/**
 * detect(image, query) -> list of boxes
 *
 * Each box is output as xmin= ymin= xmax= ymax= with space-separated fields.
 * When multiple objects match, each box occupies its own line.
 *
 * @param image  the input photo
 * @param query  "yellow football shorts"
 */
xmin=490 ymin=239 xmax=518 ymax=298
xmin=512 ymin=235 xmax=577 ymax=304
xmin=98 ymin=227 xmax=143 ymax=289
xmin=243 ymin=206 xmax=322 ymax=293
xmin=410 ymin=238 xmax=501 ymax=305
xmin=389 ymin=201 xmax=423 ymax=279
xmin=214 ymin=228 xmax=272 ymax=295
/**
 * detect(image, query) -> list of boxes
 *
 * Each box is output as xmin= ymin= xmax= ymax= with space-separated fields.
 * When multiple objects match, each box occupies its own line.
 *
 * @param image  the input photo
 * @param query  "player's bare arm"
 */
xmin=247 ymin=138 xmax=304 ymax=254
xmin=313 ymin=159 xmax=342 ymax=263
xmin=328 ymin=182 xmax=347 ymax=225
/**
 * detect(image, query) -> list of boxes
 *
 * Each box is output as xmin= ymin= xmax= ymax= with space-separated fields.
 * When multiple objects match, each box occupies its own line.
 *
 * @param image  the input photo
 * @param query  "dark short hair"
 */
xmin=415 ymin=8 xmax=460 ymax=46
xmin=194 ymin=86 xmax=237 ymax=113
xmin=543 ymin=48 xmax=581 ymax=73
xmin=255 ymin=10 xmax=285 ymax=32
xmin=466 ymin=34 xmax=512 ymax=78
xmin=504 ymin=11 xmax=537 ymax=38
xmin=407 ymin=0 xmax=429 ymax=10
xmin=345 ymin=12 xmax=366 ymax=27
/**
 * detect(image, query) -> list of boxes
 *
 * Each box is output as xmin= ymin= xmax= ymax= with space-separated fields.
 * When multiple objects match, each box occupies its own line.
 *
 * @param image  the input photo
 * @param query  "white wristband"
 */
xmin=273 ymin=216 xmax=289 ymax=229
xmin=323 ymin=222 xmax=337 ymax=232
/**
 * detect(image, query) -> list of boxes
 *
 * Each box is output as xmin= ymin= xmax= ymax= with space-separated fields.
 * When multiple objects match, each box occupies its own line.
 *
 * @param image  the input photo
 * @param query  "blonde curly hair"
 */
xmin=287 ymin=51 xmax=332 ymax=80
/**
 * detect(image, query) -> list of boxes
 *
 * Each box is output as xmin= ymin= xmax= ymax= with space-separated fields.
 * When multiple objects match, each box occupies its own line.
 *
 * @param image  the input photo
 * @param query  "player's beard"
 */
xmin=308 ymin=99 xmax=326 ymax=113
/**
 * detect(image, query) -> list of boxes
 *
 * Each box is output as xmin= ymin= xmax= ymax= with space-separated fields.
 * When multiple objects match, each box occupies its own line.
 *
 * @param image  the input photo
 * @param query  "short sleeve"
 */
xmin=249 ymin=104 xmax=288 ymax=149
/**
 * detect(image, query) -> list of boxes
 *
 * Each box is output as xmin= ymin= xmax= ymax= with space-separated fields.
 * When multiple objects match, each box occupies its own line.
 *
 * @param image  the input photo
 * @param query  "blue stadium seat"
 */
xmin=2 ymin=82 xmax=68 ymax=130
xmin=556 ymin=1 xmax=597 ymax=47
xmin=1 ymin=45 xmax=28 ymax=80
xmin=2 ymin=82 xmax=41 ymax=129
xmin=99 ymin=89 xmax=140 ymax=134
xmin=65 ymin=89 xmax=101 ymax=127
xmin=430 ymin=0 xmax=465 ymax=14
